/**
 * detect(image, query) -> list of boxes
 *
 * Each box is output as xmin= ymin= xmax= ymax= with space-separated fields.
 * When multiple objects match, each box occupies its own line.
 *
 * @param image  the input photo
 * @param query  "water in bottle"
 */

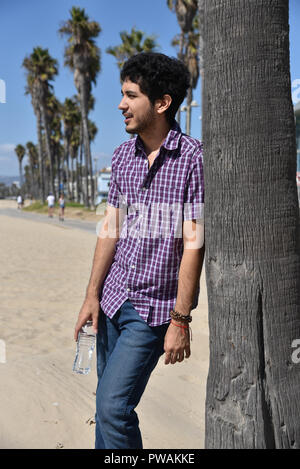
xmin=73 ymin=320 xmax=96 ymax=375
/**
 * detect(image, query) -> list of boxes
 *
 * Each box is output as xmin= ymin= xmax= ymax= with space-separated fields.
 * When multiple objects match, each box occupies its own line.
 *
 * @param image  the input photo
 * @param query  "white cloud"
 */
xmin=0 ymin=143 xmax=27 ymax=176
xmin=0 ymin=143 xmax=15 ymax=154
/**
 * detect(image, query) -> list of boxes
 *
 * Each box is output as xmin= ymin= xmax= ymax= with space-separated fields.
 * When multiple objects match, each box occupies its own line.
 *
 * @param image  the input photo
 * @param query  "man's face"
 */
xmin=118 ymin=79 xmax=155 ymax=135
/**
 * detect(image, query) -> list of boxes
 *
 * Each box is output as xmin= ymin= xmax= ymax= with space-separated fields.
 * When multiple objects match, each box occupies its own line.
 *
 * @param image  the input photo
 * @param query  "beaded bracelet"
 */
xmin=170 ymin=309 xmax=192 ymax=323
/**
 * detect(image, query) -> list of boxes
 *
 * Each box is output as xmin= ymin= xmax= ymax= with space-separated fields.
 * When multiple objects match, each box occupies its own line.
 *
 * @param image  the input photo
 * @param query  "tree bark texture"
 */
xmin=41 ymin=105 xmax=55 ymax=198
xmin=203 ymin=0 xmax=300 ymax=448
xmin=36 ymin=110 xmax=45 ymax=202
xmin=78 ymin=73 xmax=94 ymax=207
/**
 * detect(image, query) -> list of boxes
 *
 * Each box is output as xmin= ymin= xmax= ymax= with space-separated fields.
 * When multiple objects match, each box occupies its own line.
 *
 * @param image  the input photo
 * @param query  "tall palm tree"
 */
xmin=47 ymin=93 xmax=63 ymax=197
xmin=172 ymin=15 xmax=200 ymax=135
xmin=106 ymin=27 xmax=159 ymax=70
xmin=26 ymin=141 xmax=38 ymax=197
xmin=167 ymin=0 xmax=198 ymax=126
xmin=185 ymin=26 xmax=199 ymax=135
xmin=61 ymin=96 xmax=81 ymax=200
xmin=167 ymin=0 xmax=198 ymax=57
xmin=198 ymin=0 xmax=204 ymax=78
xmin=88 ymin=119 xmax=98 ymax=202
xmin=14 ymin=144 xmax=26 ymax=189
xmin=69 ymin=123 xmax=80 ymax=201
xmin=23 ymin=47 xmax=58 ymax=199
xmin=24 ymin=75 xmax=44 ymax=201
xmin=59 ymin=6 xmax=101 ymax=208
xmin=203 ymin=0 xmax=300 ymax=448
xmin=107 ymin=28 xmax=159 ymax=139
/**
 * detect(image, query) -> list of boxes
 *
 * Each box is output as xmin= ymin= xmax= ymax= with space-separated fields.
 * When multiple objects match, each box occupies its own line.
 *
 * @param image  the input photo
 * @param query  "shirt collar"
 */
xmin=135 ymin=120 xmax=182 ymax=156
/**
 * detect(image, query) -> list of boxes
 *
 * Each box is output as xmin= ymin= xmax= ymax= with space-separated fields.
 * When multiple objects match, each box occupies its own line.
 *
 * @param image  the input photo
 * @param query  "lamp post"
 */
xmin=181 ymin=100 xmax=199 ymax=135
xmin=93 ymin=157 xmax=98 ymax=206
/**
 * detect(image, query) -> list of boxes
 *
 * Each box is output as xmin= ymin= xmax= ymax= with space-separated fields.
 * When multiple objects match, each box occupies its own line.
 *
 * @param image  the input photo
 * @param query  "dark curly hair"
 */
xmin=120 ymin=52 xmax=190 ymax=124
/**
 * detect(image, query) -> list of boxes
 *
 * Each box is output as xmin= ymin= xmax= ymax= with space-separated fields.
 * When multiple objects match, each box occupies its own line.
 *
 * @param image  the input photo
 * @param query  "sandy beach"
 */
xmin=0 ymin=199 xmax=209 ymax=449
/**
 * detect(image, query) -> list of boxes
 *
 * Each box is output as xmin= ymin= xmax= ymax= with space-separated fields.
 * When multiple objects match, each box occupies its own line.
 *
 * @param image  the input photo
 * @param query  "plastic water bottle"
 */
xmin=73 ymin=320 xmax=96 ymax=375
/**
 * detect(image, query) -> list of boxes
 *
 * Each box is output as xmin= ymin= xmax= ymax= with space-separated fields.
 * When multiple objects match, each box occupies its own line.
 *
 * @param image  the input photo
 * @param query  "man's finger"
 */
xmin=74 ymin=324 xmax=80 ymax=342
xmin=74 ymin=321 xmax=83 ymax=341
xmin=171 ymin=353 xmax=177 ymax=365
xmin=92 ymin=314 xmax=98 ymax=334
xmin=164 ymin=351 xmax=172 ymax=365
xmin=74 ymin=318 xmax=85 ymax=341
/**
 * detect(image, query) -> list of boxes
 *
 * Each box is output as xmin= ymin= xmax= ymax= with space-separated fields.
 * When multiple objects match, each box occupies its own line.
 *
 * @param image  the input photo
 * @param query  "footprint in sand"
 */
xmin=179 ymin=374 xmax=200 ymax=384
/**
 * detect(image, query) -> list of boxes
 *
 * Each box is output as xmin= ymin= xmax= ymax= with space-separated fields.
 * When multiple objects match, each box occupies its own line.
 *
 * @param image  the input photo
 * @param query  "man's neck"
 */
xmin=138 ymin=118 xmax=171 ymax=156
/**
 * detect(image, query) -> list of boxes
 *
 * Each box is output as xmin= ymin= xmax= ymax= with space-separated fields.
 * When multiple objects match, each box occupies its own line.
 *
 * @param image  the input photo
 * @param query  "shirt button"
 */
xmin=131 ymin=265 xmax=135 ymax=269
xmin=127 ymin=288 xmax=130 ymax=292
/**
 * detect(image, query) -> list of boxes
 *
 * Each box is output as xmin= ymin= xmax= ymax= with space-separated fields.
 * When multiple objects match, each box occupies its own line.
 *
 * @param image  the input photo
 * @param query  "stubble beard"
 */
xmin=125 ymin=106 xmax=155 ymax=135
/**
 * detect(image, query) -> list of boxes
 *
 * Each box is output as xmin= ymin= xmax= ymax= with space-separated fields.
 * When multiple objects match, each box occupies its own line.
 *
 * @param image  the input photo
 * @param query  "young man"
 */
xmin=74 ymin=52 xmax=205 ymax=449
xmin=17 ymin=194 xmax=23 ymax=210
xmin=47 ymin=192 xmax=55 ymax=218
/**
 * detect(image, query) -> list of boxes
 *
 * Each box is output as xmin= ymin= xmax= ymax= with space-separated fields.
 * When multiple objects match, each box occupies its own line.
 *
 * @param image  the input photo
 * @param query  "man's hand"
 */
xmin=164 ymin=321 xmax=191 ymax=365
xmin=74 ymin=295 xmax=100 ymax=341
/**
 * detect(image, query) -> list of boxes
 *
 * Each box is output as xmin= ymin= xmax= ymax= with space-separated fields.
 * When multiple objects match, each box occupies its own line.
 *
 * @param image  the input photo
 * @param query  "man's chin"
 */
xmin=125 ymin=125 xmax=137 ymax=135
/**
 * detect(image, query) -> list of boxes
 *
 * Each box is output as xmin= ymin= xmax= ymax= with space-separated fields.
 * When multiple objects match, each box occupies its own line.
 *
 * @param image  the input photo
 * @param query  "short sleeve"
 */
xmin=183 ymin=143 xmax=204 ymax=220
xmin=107 ymin=150 xmax=122 ymax=208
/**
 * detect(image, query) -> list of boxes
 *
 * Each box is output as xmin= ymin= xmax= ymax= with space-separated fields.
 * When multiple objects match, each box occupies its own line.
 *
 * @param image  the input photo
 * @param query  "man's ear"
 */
xmin=155 ymin=94 xmax=172 ymax=115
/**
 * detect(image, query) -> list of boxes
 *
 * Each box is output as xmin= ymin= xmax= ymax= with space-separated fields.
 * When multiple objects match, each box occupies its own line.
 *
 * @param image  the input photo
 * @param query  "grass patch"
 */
xmin=23 ymin=200 xmax=94 ymax=213
xmin=65 ymin=201 xmax=86 ymax=208
xmin=23 ymin=201 xmax=48 ymax=213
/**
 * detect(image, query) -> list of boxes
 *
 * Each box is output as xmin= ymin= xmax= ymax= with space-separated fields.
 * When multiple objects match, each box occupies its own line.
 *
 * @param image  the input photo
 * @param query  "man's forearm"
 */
xmin=86 ymin=236 xmax=118 ymax=298
xmin=174 ymin=245 xmax=205 ymax=315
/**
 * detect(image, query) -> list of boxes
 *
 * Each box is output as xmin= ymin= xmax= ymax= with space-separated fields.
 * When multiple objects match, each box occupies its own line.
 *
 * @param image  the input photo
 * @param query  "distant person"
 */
xmin=58 ymin=193 xmax=65 ymax=221
xmin=17 ymin=195 xmax=23 ymax=210
xmin=47 ymin=192 xmax=55 ymax=218
xmin=74 ymin=52 xmax=205 ymax=449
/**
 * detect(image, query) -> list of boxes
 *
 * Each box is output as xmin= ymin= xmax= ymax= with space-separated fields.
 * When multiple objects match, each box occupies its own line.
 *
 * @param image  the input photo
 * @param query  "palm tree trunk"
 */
xmin=30 ymin=164 xmax=35 ymax=198
xmin=203 ymin=0 xmax=300 ymax=448
xmin=71 ymin=155 xmax=74 ymax=201
xmin=64 ymin=138 xmax=70 ymax=200
xmin=176 ymin=31 xmax=186 ymax=127
xmin=186 ymin=86 xmax=193 ymax=135
xmin=57 ymin=146 xmax=61 ymax=197
xmin=18 ymin=160 xmax=23 ymax=189
xmin=80 ymin=114 xmax=89 ymax=207
xmin=41 ymin=105 xmax=55 ymax=198
xmin=36 ymin=110 xmax=45 ymax=202
xmin=79 ymin=122 xmax=84 ymax=204
xmin=76 ymin=150 xmax=80 ymax=203
xmin=198 ymin=0 xmax=204 ymax=77
xmin=81 ymin=81 xmax=94 ymax=208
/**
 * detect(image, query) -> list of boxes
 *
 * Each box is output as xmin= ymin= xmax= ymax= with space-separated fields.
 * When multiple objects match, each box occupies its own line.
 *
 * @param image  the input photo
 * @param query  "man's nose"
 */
xmin=118 ymin=96 xmax=127 ymax=111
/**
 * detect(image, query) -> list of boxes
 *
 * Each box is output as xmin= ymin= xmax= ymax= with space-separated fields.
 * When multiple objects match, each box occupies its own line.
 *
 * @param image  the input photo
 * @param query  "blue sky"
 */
xmin=0 ymin=0 xmax=300 ymax=176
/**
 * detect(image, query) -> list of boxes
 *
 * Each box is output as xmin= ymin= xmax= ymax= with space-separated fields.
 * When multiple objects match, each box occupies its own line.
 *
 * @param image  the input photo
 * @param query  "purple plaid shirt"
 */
xmin=99 ymin=121 xmax=204 ymax=326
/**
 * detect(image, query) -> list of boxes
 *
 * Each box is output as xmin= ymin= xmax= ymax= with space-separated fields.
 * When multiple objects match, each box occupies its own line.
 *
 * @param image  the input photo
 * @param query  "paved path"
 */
xmin=0 ymin=207 xmax=98 ymax=235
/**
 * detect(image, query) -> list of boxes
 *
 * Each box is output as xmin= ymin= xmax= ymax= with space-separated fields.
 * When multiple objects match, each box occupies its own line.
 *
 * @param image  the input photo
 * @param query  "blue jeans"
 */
xmin=95 ymin=300 xmax=169 ymax=449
